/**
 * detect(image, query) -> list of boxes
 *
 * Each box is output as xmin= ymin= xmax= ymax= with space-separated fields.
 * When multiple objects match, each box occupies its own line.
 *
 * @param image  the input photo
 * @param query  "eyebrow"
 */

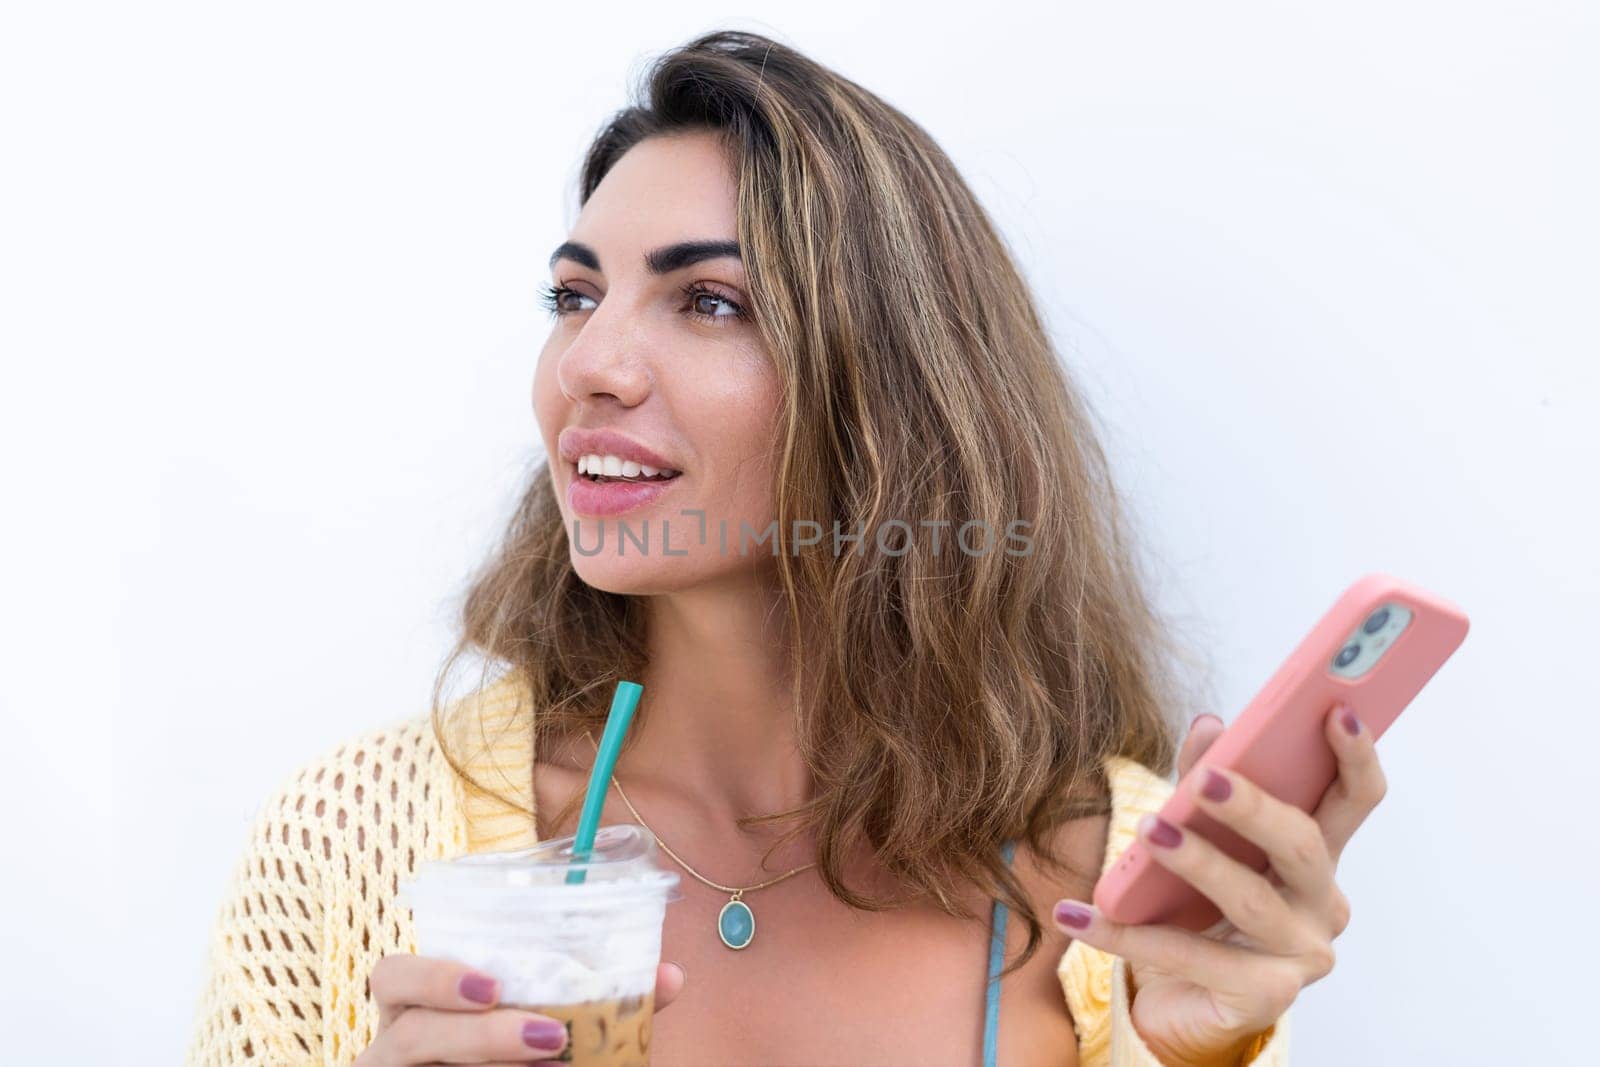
xmin=547 ymin=238 xmax=742 ymax=276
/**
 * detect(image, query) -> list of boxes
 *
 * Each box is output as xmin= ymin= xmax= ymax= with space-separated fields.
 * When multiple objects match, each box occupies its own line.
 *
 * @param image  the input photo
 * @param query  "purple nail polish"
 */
xmin=523 ymin=1018 xmax=567 ymax=1051
xmin=458 ymin=972 xmax=497 ymax=1004
xmin=1340 ymin=707 xmax=1362 ymax=736
xmin=1200 ymin=768 xmax=1232 ymax=802
xmin=1054 ymin=901 xmax=1093 ymax=929
xmin=1143 ymin=815 xmax=1183 ymax=848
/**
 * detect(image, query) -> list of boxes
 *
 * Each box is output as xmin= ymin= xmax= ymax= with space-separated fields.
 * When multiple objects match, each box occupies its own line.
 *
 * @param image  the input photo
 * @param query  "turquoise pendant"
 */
xmin=718 ymin=894 xmax=755 ymax=950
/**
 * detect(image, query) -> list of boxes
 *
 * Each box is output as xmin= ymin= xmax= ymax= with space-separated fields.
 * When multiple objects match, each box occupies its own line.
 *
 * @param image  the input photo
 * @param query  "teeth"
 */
xmin=576 ymin=452 xmax=680 ymax=479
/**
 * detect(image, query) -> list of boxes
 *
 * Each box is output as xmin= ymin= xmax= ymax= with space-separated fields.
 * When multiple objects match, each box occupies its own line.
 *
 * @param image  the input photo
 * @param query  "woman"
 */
xmin=186 ymin=30 xmax=1384 ymax=1067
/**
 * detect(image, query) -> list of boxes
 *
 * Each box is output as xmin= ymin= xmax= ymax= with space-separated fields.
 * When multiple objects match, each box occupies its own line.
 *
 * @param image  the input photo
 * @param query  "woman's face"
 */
xmin=533 ymin=131 xmax=781 ymax=594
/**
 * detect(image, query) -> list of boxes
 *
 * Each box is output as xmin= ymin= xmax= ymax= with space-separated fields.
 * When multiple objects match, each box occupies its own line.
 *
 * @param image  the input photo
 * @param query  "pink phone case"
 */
xmin=1091 ymin=573 xmax=1469 ymax=930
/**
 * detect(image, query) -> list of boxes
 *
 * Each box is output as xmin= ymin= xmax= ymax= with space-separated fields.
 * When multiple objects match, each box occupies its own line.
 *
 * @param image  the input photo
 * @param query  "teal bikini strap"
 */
xmin=983 ymin=839 xmax=1018 ymax=1067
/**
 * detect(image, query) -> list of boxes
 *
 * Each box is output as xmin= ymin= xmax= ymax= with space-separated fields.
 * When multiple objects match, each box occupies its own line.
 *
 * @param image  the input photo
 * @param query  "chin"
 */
xmin=568 ymin=550 xmax=729 ymax=595
xmin=558 ymin=495 xmax=779 ymax=594
xmin=558 ymin=504 xmax=696 ymax=590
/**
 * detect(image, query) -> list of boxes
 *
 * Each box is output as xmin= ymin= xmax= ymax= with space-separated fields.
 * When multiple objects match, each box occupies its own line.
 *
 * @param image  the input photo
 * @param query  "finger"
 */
xmin=1052 ymin=898 xmax=1270 ymax=996
xmin=370 ymin=955 xmax=503 ymax=1031
xmin=655 ymin=961 xmax=687 ymax=1011
xmin=383 ymin=1005 xmax=568 ymax=1063
xmin=1314 ymin=702 xmax=1388 ymax=863
xmin=1187 ymin=765 xmax=1335 ymax=903
xmin=1177 ymin=714 xmax=1225 ymax=777
xmin=1054 ymin=898 xmax=1324 ymax=1032
xmin=1133 ymin=813 xmax=1308 ymax=952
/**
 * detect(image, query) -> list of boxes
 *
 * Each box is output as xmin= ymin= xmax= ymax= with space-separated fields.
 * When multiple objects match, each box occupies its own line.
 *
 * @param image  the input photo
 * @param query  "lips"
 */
xmin=557 ymin=427 xmax=684 ymax=519
xmin=566 ymin=474 xmax=680 ymax=517
xmin=557 ymin=428 xmax=680 ymax=473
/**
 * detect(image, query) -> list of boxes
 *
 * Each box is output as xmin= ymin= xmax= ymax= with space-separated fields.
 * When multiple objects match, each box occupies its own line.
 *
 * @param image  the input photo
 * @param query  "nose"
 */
xmin=554 ymin=305 xmax=651 ymax=408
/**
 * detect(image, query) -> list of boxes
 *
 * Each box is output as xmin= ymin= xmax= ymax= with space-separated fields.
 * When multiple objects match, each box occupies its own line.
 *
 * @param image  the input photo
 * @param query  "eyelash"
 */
xmin=537 ymin=282 xmax=750 ymax=325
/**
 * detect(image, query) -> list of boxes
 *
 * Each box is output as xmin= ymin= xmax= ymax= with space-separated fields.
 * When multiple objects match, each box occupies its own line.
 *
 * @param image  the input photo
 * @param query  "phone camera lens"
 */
xmin=1362 ymin=608 xmax=1391 ymax=635
xmin=1334 ymin=643 xmax=1361 ymax=667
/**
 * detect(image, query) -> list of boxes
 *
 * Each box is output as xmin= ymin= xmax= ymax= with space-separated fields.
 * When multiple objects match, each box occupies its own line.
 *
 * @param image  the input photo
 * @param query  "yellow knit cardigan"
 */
xmin=185 ymin=673 xmax=1289 ymax=1065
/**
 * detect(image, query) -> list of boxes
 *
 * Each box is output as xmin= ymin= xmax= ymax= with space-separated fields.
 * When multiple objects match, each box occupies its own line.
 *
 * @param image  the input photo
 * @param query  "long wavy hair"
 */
xmin=431 ymin=28 xmax=1199 ymax=977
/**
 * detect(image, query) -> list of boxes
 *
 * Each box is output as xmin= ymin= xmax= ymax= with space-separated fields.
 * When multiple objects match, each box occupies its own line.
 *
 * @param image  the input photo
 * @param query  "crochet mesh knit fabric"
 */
xmin=184 ymin=712 xmax=469 ymax=1063
xmin=183 ymin=671 xmax=1288 ymax=1065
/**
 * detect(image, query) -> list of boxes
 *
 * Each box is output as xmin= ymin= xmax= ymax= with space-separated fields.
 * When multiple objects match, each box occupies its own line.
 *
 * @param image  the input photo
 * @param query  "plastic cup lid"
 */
xmin=398 ymin=824 xmax=681 ymax=908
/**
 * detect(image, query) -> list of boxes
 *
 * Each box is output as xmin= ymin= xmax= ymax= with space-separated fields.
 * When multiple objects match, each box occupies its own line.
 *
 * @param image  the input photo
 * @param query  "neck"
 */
xmin=615 ymin=568 xmax=814 ymax=836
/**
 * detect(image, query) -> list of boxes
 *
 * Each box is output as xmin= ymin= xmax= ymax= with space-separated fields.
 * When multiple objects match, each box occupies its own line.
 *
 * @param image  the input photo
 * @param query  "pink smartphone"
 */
xmin=1092 ymin=572 xmax=1469 ymax=930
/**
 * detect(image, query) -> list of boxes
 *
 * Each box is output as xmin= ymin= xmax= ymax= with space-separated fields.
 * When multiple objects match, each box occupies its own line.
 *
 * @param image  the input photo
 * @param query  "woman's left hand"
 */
xmin=1052 ymin=703 xmax=1387 ymax=1067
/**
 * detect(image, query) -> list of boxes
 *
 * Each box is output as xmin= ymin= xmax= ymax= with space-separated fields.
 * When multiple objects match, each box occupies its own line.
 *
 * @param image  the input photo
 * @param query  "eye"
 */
xmin=679 ymin=283 xmax=751 ymax=325
xmin=537 ymin=283 xmax=594 ymax=318
xmin=537 ymin=281 xmax=752 ymax=325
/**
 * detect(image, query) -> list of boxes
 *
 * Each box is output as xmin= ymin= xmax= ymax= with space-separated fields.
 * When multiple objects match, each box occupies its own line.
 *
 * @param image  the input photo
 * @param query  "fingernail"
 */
xmin=1339 ymin=705 xmax=1362 ymax=736
xmin=1200 ymin=768 xmax=1232 ymax=802
xmin=1054 ymin=900 xmax=1093 ymax=929
xmin=459 ymin=972 xmax=497 ymax=1004
xmin=1141 ymin=814 xmax=1183 ymax=848
xmin=523 ymin=1018 xmax=568 ymax=1051
xmin=1188 ymin=712 xmax=1223 ymax=731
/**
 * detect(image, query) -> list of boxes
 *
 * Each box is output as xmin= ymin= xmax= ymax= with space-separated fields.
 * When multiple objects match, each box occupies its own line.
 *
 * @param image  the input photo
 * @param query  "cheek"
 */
xmin=531 ymin=343 xmax=564 ymax=435
xmin=703 ymin=366 xmax=782 ymax=518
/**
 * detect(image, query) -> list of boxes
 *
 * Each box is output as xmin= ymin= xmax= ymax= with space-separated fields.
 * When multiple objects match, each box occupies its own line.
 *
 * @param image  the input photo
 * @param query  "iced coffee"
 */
xmin=398 ymin=825 xmax=681 ymax=1066
xmin=505 ymin=991 xmax=655 ymax=1065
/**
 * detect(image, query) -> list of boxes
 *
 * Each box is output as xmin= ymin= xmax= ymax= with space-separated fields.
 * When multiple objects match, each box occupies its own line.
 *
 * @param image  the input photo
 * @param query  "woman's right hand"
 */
xmin=355 ymin=954 xmax=687 ymax=1065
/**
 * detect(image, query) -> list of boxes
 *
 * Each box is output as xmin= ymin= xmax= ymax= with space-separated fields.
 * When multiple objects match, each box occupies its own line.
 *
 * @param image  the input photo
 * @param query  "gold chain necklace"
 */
xmin=585 ymin=731 xmax=816 ymax=950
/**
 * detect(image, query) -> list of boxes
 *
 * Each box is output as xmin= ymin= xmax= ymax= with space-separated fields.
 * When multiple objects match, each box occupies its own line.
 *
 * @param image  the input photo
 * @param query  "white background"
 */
xmin=3 ymin=2 xmax=1595 ymax=1063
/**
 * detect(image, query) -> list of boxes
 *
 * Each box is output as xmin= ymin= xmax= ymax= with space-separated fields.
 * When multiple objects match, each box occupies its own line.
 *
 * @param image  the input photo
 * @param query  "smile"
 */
xmin=576 ymin=453 xmax=683 ymax=483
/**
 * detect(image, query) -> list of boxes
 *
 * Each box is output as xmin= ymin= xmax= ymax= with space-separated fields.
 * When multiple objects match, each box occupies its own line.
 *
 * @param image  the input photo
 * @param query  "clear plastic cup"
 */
xmin=397 ymin=824 xmax=682 ymax=1065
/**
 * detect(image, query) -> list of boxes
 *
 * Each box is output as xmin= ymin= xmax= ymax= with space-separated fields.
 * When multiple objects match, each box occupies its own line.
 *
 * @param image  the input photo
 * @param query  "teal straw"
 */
xmin=566 ymin=680 xmax=643 ymax=885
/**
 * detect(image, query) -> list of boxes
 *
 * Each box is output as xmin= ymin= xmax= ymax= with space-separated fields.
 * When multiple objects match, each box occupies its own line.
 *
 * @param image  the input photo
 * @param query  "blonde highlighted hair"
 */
xmin=432 ymin=29 xmax=1197 ymax=977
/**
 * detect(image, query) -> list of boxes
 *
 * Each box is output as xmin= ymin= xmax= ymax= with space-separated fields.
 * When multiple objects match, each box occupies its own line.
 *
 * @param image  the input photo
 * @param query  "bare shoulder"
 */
xmin=973 ymin=808 xmax=1111 ymax=1067
xmin=530 ymin=721 xmax=604 ymax=839
xmin=1003 ymin=758 xmax=1174 ymax=926
xmin=532 ymin=719 xmax=593 ymax=772
xmin=1011 ymin=809 xmax=1113 ymax=927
